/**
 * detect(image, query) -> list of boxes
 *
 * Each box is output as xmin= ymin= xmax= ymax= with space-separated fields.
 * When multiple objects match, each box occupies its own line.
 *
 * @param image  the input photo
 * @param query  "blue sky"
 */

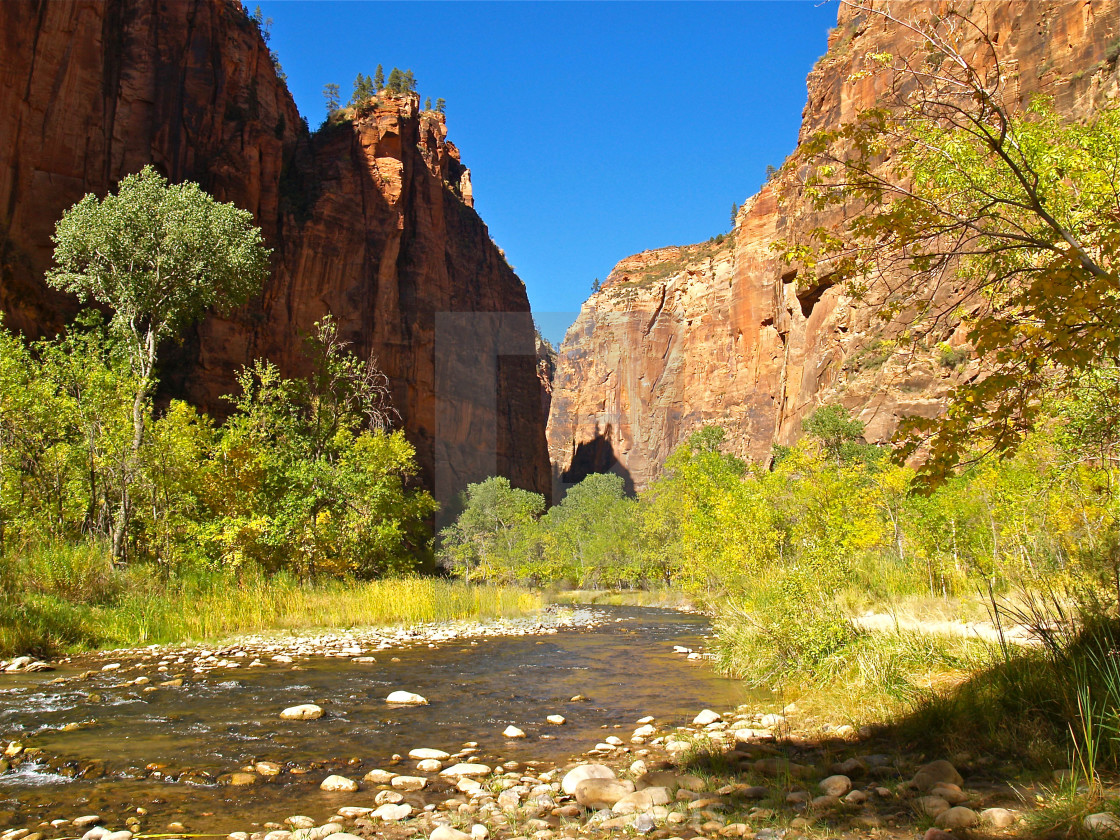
xmin=257 ymin=1 xmax=839 ymax=345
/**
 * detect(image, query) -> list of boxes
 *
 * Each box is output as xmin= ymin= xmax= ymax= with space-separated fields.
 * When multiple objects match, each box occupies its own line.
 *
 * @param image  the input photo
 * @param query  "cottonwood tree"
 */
xmin=780 ymin=1 xmax=1120 ymax=480
xmin=46 ymin=165 xmax=270 ymax=560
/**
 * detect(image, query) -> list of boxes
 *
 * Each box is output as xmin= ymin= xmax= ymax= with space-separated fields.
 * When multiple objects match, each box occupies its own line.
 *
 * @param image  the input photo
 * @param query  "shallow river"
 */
xmin=0 ymin=606 xmax=754 ymax=832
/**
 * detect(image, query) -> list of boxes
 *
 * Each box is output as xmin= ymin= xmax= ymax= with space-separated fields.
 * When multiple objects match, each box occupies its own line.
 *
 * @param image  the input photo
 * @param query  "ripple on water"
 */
xmin=0 ymin=763 xmax=73 ymax=787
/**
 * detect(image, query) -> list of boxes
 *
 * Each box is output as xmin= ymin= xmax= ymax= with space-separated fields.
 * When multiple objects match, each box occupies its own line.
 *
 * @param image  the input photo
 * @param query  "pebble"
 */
xmin=502 ymin=726 xmax=526 ymax=739
xmin=935 ymin=806 xmax=979 ymax=829
xmin=319 ymin=775 xmax=358 ymax=792
xmin=372 ymin=804 xmax=411 ymax=822
xmin=409 ymin=748 xmax=451 ymax=760
xmin=417 ymin=759 xmax=443 ymax=772
xmin=1085 ymin=813 xmax=1120 ymax=836
xmin=280 ymin=704 xmax=324 ymax=721
xmin=391 ymin=775 xmax=428 ymax=791
xmin=386 ymin=691 xmax=429 ymax=705
xmin=440 ymin=763 xmax=492 ymax=777
xmin=364 ymin=769 xmax=397 ymax=783
xmin=574 ymin=778 xmax=635 ymax=809
xmin=73 ymin=817 xmax=102 ymax=829
xmin=911 ymin=759 xmax=962 ymax=791
xmin=818 ymin=774 xmax=851 ymax=797
xmin=561 ymin=764 xmax=614 ymax=795
xmin=546 ymin=715 xmax=565 ymax=725
xmin=916 ymin=796 xmax=951 ymax=817
xmin=981 ymin=807 xmax=1018 ymax=828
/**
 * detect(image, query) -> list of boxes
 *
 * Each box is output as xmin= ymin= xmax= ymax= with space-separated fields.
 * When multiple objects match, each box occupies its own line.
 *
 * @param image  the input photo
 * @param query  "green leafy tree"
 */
xmin=323 ymin=82 xmax=340 ymax=113
xmin=439 ymin=477 xmax=545 ymax=582
xmin=45 ymin=165 xmax=270 ymax=560
xmin=781 ymin=2 xmax=1120 ymax=481
xmin=374 ymin=64 xmax=385 ymax=90
xmin=802 ymin=404 xmax=868 ymax=465
xmin=207 ymin=318 xmax=433 ymax=578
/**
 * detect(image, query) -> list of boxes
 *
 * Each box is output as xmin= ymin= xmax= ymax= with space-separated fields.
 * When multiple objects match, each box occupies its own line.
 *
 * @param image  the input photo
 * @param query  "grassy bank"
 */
xmin=0 ymin=541 xmax=543 ymax=658
xmin=546 ymin=588 xmax=693 ymax=609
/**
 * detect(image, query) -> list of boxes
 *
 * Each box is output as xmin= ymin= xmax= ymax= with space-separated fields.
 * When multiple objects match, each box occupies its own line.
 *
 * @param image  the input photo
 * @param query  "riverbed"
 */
xmin=0 ymin=606 xmax=754 ymax=833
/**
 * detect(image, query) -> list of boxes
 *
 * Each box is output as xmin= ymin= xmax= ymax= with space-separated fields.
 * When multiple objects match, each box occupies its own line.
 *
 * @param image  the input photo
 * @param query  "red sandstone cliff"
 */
xmin=548 ymin=0 xmax=1120 ymax=493
xmin=0 ymin=0 xmax=550 ymax=507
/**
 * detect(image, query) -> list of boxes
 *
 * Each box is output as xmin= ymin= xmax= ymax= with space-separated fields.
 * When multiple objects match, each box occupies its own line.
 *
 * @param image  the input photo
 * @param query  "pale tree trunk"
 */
xmin=112 ymin=326 xmax=156 ymax=564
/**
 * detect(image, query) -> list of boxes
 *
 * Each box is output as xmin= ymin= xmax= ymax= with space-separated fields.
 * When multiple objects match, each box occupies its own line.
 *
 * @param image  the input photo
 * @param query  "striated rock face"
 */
xmin=549 ymin=0 xmax=1119 ymax=493
xmin=0 ymin=0 xmax=549 ymax=507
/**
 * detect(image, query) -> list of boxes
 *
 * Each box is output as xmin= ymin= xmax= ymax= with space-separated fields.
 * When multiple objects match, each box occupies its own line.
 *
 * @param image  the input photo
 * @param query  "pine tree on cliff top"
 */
xmin=349 ymin=73 xmax=374 ymax=108
xmin=323 ymin=82 xmax=340 ymax=114
xmin=374 ymin=64 xmax=385 ymax=90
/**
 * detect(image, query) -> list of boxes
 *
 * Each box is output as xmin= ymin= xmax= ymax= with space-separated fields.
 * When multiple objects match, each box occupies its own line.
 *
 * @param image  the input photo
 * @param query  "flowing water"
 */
xmin=0 ymin=606 xmax=755 ymax=832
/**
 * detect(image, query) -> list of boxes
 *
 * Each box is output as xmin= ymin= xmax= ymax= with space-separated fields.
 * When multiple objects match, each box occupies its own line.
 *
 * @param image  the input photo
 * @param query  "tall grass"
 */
xmin=0 ymin=540 xmax=543 ymax=657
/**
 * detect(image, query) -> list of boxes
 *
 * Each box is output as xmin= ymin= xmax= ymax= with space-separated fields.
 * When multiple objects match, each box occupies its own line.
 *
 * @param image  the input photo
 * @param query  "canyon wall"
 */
xmin=548 ymin=0 xmax=1120 ymax=493
xmin=0 ymin=0 xmax=550 ymax=507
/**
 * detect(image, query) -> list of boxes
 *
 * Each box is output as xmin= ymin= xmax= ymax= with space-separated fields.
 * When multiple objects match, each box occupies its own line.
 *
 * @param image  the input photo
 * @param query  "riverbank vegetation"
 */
xmin=1 ymin=544 xmax=539 ymax=657
xmin=0 ymin=168 xmax=489 ymax=657
xmin=440 ymin=384 xmax=1120 ymax=781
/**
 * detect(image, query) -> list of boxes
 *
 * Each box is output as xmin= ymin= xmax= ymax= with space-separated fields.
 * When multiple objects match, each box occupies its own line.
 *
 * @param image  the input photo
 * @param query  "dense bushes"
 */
xmin=442 ymin=399 xmax=1120 ymax=683
xmin=0 ymin=314 xmax=436 ymax=578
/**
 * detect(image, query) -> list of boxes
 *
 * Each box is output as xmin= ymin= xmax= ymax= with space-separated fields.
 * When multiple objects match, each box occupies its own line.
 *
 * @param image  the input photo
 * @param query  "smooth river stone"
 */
xmin=440 ymin=763 xmax=491 ymax=777
xmin=561 ymin=764 xmax=614 ymax=795
xmin=391 ymin=775 xmax=427 ymax=791
xmin=320 ymin=775 xmax=359 ymax=792
xmin=430 ymin=827 xmax=471 ymax=840
xmin=372 ymin=804 xmax=411 ymax=822
xmin=364 ymin=769 xmax=397 ymax=783
xmin=280 ymin=704 xmax=324 ymax=721
xmin=502 ymin=725 xmax=526 ymax=738
xmin=386 ymin=691 xmax=428 ymax=705
xmin=574 ymin=778 xmax=635 ymax=810
xmin=693 ymin=709 xmax=721 ymax=725
xmin=409 ymin=748 xmax=451 ymax=760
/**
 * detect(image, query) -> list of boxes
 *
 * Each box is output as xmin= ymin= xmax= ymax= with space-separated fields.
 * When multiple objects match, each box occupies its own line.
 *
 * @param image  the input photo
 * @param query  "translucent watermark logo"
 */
xmin=432 ymin=311 xmax=577 ymax=522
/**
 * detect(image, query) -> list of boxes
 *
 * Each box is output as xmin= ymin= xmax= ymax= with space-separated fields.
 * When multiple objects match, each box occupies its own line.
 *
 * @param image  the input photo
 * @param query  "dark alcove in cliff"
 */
xmin=555 ymin=422 xmax=635 ymax=500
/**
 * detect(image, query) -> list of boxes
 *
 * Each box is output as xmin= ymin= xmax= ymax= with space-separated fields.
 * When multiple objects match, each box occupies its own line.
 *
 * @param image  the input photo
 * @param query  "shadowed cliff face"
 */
xmin=548 ymin=0 xmax=1120 ymax=492
xmin=0 ymin=0 xmax=550 ymax=507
